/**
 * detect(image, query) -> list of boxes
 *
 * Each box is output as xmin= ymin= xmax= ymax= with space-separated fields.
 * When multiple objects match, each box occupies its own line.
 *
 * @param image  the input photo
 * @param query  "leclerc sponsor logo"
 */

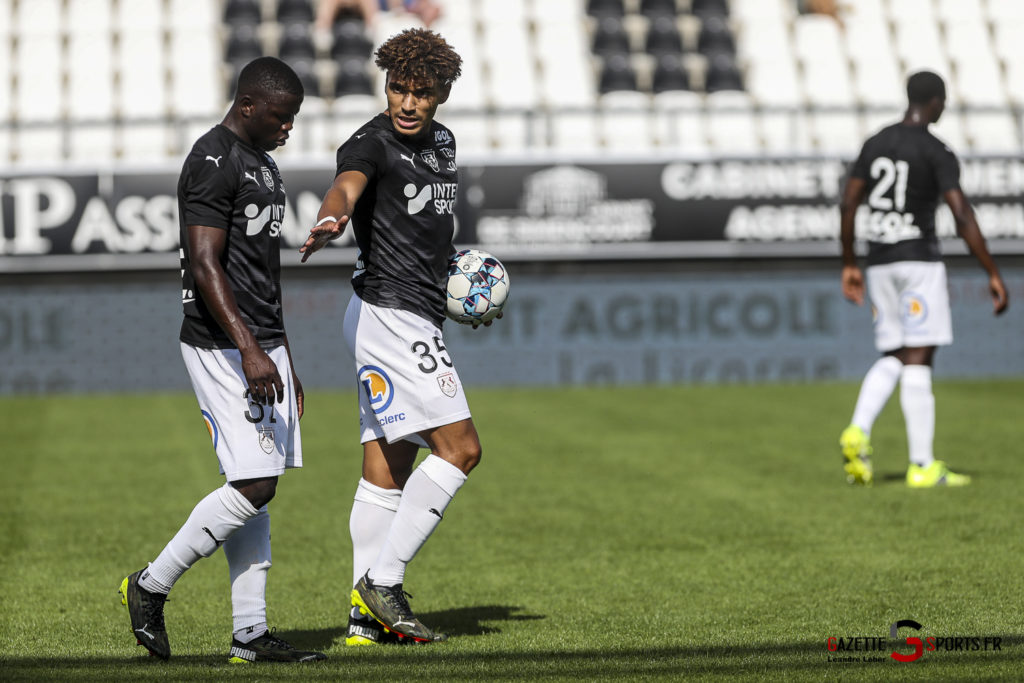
xmin=357 ymin=365 xmax=394 ymax=414
xmin=826 ymin=620 xmax=1004 ymax=664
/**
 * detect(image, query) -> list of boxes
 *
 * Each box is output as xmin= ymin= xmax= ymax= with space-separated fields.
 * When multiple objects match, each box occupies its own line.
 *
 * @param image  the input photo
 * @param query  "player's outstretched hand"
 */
xmin=471 ymin=311 xmax=503 ymax=330
xmin=841 ymin=265 xmax=864 ymax=306
xmin=299 ymin=216 xmax=349 ymax=263
xmin=990 ymin=274 xmax=1009 ymax=315
xmin=241 ymin=348 xmax=285 ymax=405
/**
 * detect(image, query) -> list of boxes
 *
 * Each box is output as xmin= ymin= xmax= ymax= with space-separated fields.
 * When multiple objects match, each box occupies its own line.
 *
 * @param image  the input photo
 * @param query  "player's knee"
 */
xmin=457 ymin=440 xmax=482 ymax=474
xmin=232 ymin=477 xmax=278 ymax=509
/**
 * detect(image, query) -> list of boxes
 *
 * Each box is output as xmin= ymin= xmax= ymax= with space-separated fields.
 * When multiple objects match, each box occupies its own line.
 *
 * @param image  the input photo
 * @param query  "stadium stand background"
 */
xmin=1 ymin=0 xmax=1022 ymax=164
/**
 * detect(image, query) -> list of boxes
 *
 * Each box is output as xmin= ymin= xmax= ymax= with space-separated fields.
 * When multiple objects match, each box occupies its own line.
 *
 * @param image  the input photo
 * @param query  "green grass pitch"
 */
xmin=2 ymin=381 xmax=1023 ymax=681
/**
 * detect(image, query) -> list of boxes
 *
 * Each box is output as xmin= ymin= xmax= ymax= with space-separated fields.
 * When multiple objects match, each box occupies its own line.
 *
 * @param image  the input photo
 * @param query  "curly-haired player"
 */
xmin=300 ymin=29 xmax=489 ymax=645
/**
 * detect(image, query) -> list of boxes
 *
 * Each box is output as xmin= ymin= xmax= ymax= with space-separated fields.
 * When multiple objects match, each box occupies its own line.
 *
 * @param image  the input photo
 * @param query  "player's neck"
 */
xmin=902 ymin=107 xmax=931 ymax=128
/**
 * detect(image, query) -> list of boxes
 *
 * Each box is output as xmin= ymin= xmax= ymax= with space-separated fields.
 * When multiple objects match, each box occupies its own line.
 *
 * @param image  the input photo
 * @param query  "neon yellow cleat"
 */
xmin=839 ymin=424 xmax=873 ymax=486
xmin=906 ymin=461 xmax=971 ymax=488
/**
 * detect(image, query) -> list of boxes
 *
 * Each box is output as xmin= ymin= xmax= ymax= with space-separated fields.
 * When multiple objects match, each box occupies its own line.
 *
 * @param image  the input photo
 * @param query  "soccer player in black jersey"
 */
xmin=837 ymin=71 xmax=1008 ymax=488
xmin=119 ymin=57 xmax=326 ymax=664
xmin=300 ymin=29 xmax=483 ymax=644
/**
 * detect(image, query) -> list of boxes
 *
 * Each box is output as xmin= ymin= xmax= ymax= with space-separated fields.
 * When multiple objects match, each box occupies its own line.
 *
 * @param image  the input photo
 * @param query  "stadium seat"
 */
xmin=730 ymin=0 xmax=793 ymax=23
xmin=276 ymin=95 xmax=329 ymax=158
xmin=279 ymin=23 xmax=317 ymax=61
xmin=640 ymin=0 xmax=677 ymax=21
xmin=14 ymin=0 xmax=61 ymax=36
xmin=68 ymin=33 xmax=117 ymax=121
xmin=224 ymin=0 xmax=262 ymax=24
xmin=935 ymin=0 xmax=985 ymax=24
xmin=587 ymin=0 xmax=625 ymax=19
xmin=599 ymin=53 xmax=639 ymax=93
xmin=705 ymin=90 xmax=760 ymax=154
xmin=66 ymin=0 xmax=113 ymax=34
xmin=930 ymin=111 xmax=969 ymax=152
xmin=704 ymin=53 xmax=744 ymax=92
xmin=943 ymin=20 xmax=992 ymax=64
xmin=117 ymin=31 xmax=169 ymax=120
xmin=810 ymin=110 xmax=862 ymax=156
xmin=479 ymin=0 xmax=527 ymax=25
xmin=331 ymin=19 xmax=374 ymax=59
xmin=988 ymin=0 xmax=1024 ymax=22
xmin=691 ymin=0 xmax=729 ymax=19
xmin=760 ymin=109 xmax=813 ymax=154
xmin=120 ymin=122 xmax=172 ymax=161
xmin=1004 ymin=62 xmax=1024 ymax=106
xmin=277 ymin=0 xmax=314 ymax=24
xmin=69 ymin=124 xmax=118 ymax=164
xmin=331 ymin=93 xmax=383 ymax=144
xmin=598 ymin=90 xmax=655 ymax=151
xmin=592 ymin=16 xmax=632 ymax=59
xmin=440 ymin=110 xmax=492 ymax=154
xmin=852 ymin=57 xmax=904 ymax=107
xmin=952 ymin=54 xmax=1008 ymax=107
xmin=886 ymin=0 xmax=936 ymax=26
xmin=115 ymin=0 xmax=164 ymax=31
xmin=226 ymin=24 xmax=265 ymax=67
xmin=14 ymin=35 xmax=63 ymax=122
xmin=549 ymin=110 xmax=601 ymax=152
xmin=697 ymin=15 xmax=736 ymax=57
xmin=963 ymin=111 xmax=1021 ymax=153
xmin=13 ymin=126 xmax=64 ymax=165
xmin=744 ymin=56 xmax=802 ymax=106
xmin=645 ymin=15 xmax=684 ymax=58
xmin=168 ymin=0 xmax=221 ymax=30
xmin=792 ymin=14 xmax=844 ymax=68
xmin=652 ymin=89 xmax=709 ymax=154
xmin=651 ymin=54 xmax=691 ymax=93
xmin=334 ymin=57 xmax=374 ymax=97
xmin=288 ymin=58 xmax=321 ymax=98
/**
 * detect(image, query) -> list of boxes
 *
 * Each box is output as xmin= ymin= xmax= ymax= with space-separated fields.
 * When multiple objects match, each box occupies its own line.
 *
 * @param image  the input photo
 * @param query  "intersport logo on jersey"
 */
xmin=404 ymin=182 xmax=457 ymax=215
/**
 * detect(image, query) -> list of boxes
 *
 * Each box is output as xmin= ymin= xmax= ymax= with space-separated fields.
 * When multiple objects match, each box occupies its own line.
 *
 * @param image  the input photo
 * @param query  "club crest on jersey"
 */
xmin=899 ymin=292 xmax=928 ymax=326
xmin=447 ymin=160 xmax=457 ymax=172
xmin=257 ymin=425 xmax=275 ymax=454
xmin=421 ymin=150 xmax=440 ymax=173
xmin=435 ymin=129 xmax=452 ymax=144
xmin=436 ymin=371 xmax=457 ymax=398
xmin=261 ymin=166 xmax=275 ymax=191
xmin=358 ymin=365 xmax=395 ymax=414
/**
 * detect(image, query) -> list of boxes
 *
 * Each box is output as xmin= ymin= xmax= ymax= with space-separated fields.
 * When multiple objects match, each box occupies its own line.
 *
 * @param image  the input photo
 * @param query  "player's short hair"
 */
xmin=906 ymin=71 xmax=946 ymax=105
xmin=236 ymin=56 xmax=304 ymax=100
xmin=374 ymin=28 xmax=462 ymax=87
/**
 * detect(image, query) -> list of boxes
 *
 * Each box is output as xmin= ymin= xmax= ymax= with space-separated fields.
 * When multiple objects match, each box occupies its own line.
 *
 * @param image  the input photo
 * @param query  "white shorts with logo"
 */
xmin=181 ymin=342 xmax=302 ymax=480
xmin=343 ymin=294 xmax=471 ymax=446
xmin=866 ymin=261 xmax=953 ymax=352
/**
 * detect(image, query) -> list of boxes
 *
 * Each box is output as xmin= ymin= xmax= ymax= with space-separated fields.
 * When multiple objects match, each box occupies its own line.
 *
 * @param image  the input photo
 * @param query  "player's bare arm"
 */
xmin=944 ymin=188 xmax=1009 ymax=315
xmin=299 ymin=170 xmax=369 ymax=262
xmin=839 ymin=176 xmax=867 ymax=305
xmin=188 ymin=224 xmax=285 ymax=404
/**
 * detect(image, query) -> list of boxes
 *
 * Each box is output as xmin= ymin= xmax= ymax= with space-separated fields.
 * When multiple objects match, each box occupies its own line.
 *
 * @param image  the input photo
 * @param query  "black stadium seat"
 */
xmin=691 ymin=0 xmax=729 ymax=19
xmin=704 ymin=52 xmax=744 ymax=92
xmin=279 ymin=22 xmax=316 ymax=61
xmin=652 ymin=54 xmax=691 ymax=92
xmin=645 ymin=15 xmax=684 ymax=57
xmin=277 ymin=0 xmax=314 ymax=24
xmin=640 ymin=0 xmax=677 ymax=20
xmin=592 ymin=16 xmax=631 ymax=59
xmin=586 ymin=0 xmax=625 ymax=19
xmin=334 ymin=56 xmax=373 ymax=96
xmin=598 ymin=53 xmax=638 ymax=93
xmin=288 ymin=58 xmax=320 ymax=97
xmin=331 ymin=19 xmax=374 ymax=59
xmin=224 ymin=0 xmax=261 ymax=24
xmin=226 ymin=23 xmax=263 ymax=65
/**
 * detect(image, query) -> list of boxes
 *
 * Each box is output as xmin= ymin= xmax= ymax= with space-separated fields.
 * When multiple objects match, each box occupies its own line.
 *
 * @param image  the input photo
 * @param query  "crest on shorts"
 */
xmin=436 ymin=371 xmax=457 ymax=398
xmin=261 ymin=166 xmax=275 ymax=191
xmin=421 ymin=150 xmax=440 ymax=173
xmin=258 ymin=426 xmax=275 ymax=454
xmin=899 ymin=291 xmax=928 ymax=326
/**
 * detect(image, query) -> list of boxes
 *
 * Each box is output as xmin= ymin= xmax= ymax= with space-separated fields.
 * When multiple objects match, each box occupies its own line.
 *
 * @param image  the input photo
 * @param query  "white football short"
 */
xmin=343 ymin=294 xmax=472 ymax=446
xmin=181 ymin=342 xmax=302 ymax=480
xmin=866 ymin=261 xmax=953 ymax=352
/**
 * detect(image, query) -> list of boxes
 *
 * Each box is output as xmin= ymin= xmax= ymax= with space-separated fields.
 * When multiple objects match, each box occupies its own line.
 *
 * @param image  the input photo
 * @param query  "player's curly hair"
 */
xmin=374 ymin=28 xmax=462 ymax=87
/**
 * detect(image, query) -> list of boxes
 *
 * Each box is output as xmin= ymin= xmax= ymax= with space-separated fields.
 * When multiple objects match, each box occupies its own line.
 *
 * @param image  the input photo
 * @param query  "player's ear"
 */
xmin=438 ymin=84 xmax=451 ymax=105
xmin=237 ymin=94 xmax=255 ymax=119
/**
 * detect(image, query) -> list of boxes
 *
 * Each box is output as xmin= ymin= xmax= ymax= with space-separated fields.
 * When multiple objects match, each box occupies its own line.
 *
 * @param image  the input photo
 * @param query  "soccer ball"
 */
xmin=445 ymin=249 xmax=510 ymax=325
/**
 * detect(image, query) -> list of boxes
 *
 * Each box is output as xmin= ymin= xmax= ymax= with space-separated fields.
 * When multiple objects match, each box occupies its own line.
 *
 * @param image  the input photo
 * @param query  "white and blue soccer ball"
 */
xmin=445 ymin=248 xmax=510 ymax=325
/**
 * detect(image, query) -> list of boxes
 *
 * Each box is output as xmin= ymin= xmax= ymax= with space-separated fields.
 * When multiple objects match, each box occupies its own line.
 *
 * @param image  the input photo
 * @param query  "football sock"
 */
xmin=369 ymin=454 xmax=467 ymax=587
xmin=139 ymin=483 xmax=259 ymax=595
xmin=900 ymin=364 xmax=935 ymax=467
xmin=350 ymin=478 xmax=402 ymax=588
xmin=851 ymin=356 xmax=903 ymax=433
xmin=233 ymin=624 xmax=269 ymax=644
xmin=224 ymin=505 xmax=272 ymax=635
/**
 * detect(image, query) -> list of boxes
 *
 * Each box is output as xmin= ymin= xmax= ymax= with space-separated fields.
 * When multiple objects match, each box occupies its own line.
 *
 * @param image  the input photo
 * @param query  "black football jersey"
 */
xmin=178 ymin=125 xmax=288 ymax=349
xmin=336 ymin=113 xmax=458 ymax=327
xmin=850 ymin=122 xmax=962 ymax=266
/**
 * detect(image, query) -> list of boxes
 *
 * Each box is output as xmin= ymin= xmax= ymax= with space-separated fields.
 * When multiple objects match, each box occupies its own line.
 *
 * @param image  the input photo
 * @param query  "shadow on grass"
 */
xmin=283 ymin=604 xmax=545 ymax=650
xmin=4 ymin=636 xmax=1024 ymax=680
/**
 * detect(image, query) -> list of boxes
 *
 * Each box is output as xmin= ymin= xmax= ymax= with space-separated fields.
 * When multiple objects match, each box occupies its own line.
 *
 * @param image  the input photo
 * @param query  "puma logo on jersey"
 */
xmin=244 ymin=171 xmax=260 ymax=186
xmin=244 ymin=203 xmax=285 ymax=236
xmin=400 ymin=153 xmax=416 ymax=167
xmin=205 ymin=155 xmax=222 ymax=167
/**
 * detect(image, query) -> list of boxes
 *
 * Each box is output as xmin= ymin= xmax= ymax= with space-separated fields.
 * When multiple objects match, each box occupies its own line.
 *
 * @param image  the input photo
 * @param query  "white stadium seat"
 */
xmin=705 ymin=90 xmax=760 ymax=155
xmin=810 ymin=110 xmax=862 ymax=156
xmin=963 ymin=111 xmax=1021 ymax=153
xmin=69 ymin=123 xmax=118 ymax=163
xmin=598 ymin=91 xmax=655 ymax=152
xmin=66 ymin=0 xmax=114 ymax=34
xmin=652 ymin=90 xmax=710 ymax=154
xmin=13 ymin=126 xmax=64 ymax=165
xmin=14 ymin=35 xmax=64 ymax=122
xmin=549 ymin=110 xmax=601 ymax=152
xmin=930 ymin=111 xmax=969 ymax=153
